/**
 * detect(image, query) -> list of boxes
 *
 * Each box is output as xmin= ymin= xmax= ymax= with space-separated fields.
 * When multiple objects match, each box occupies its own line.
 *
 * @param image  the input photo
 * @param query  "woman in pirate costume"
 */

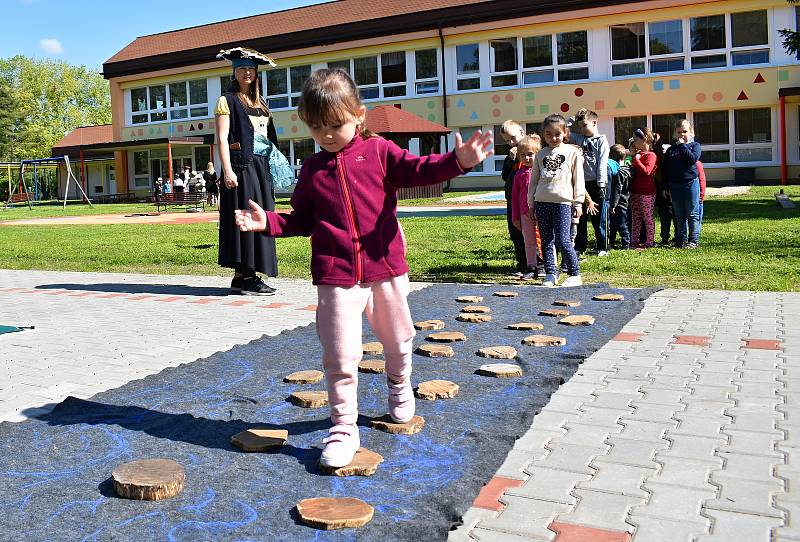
xmin=215 ymin=47 xmax=294 ymax=295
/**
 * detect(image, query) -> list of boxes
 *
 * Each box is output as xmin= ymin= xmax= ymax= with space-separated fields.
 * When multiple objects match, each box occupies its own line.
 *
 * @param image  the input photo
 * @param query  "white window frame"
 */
xmin=131 ymin=149 xmax=151 ymax=188
xmin=689 ymin=11 xmax=771 ymax=71
xmin=609 ymin=19 xmax=686 ymax=77
xmin=128 ymin=79 xmax=209 ymax=126
xmin=324 ymin=52 xmax=410 ymax=102
xmin=263 ymin=64 xmax=311 ymax=111
xmin=412 ymin=48 xmax=441 ymax=95
xmin=489 ymin=37 xmax=519 ymax=89
xmin=454 ymin=42 xmax=482 ymax=92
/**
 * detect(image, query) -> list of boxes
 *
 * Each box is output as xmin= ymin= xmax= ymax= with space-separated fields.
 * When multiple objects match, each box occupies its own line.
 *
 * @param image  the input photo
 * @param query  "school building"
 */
xmin=59 ymin=0 xmax=800 ymax=198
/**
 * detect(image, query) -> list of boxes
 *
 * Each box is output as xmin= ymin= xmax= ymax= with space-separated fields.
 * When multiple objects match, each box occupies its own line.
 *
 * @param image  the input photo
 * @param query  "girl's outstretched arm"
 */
xmin=235 ymin=200 xmax=268 ymax=232
xmin=454 ymin=130 xmax=494 ymax=169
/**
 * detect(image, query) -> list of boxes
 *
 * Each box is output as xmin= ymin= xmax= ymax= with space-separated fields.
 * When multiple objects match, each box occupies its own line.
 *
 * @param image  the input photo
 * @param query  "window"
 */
xmin=130 ymin=79 xmax=208 ymax=124
xmin=277 ymin=138 xmax=316 ymax=181
xmin=493 ymin=124 xmax=512 ymax=172
xmin=133 ymin=151 xmax=150 ymax=188
xmin=456 ymin=43 xmax=480 ymax=90
xmin=328 ymin=59 xmax=351 ymax=75
xmin=194 ymin=146 xmax=211 ymax=171
xmin=458 ymin=127 xmax=483 ymax=172
xmin=610 ymin=20 xmax=685 ymax=77
xmin=522 ymin=36 xmax=554 ymax=84
xmin=693 ymin=110 xmax=730 ymax=163
xmin=490 ymin=38 xmax=518 ymax=87
xmin=525 ymin=122 xmax=542 ymax=138
xmin=730 ymin=10 xmax=769 ymax=66
xmin=220 ymin=75 xmax=233 ymax=92
xmin=263 ymin=65 xmax=310 ymax=109
xmin=556 ymin=31 xmax=589 ymax=81
xmin=690 ymin=14 xmax=727 ymax=69
xmin=381 ymin=51 xmax=407 ymax=97
xmin=734 ymin=107 xmax=772 ymax=161
xmin=611 ymin=23 xmax=646 ymax=76
xmin=415 ymin=49 xmax=439 ymax=94
xmin=613 ymin=116 xmax=647 ymax=146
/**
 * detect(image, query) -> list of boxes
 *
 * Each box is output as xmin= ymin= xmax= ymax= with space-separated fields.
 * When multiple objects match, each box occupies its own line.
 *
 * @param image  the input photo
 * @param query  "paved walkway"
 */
xmin=0 ymin=270 xmax=796 ymax=540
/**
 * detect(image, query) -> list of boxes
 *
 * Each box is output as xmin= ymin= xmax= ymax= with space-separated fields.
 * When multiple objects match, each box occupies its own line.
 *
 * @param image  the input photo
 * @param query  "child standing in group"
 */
xmin=500 ymin=120 xmax=528 ymax=276
xmin=662 ymin=119 xmax=702 ymax=248
xmin=607 ymin=144 xmax=631 ymax=250
xmin=511 ymin=135 xmax=543 ymax=279
xmin=629 ymin=128 xmax=658 ymax=249
xmin=528 ymin=114 xmax=585 ymax=287
xmin=234 ymin=68 xmax=493 ymax=468
xmin=570 ymin=109 xmax=610 ymax=256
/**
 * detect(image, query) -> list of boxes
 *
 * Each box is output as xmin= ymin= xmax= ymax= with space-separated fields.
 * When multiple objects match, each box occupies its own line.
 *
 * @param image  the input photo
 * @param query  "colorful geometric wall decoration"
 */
xmin=505 ymin=94 xmax=514 ymax=102
xmin=653 ymin=80 xmax=664 ymax=91
xmin=470 ymin=111 xmax=479 ymax=120
xmin=427 ymin=101 xmax=436 ymax=109
xmin=615 ymin=99 xmax=626 ymax=109
xmin=737 ymin=90 xmax=749 ymax=100
xmin=539 ymin=104 xmax=549 ymax=114
xmin=696 ymin=93 xmax=706 ymax=103
xmin=276 ymin=127 xmax=285 ymax=135
xmin=779 ymin=70 xmax=789 ymax=82
xmin=574 ymin=87 xmax=584 ymax=97
xmin=526 ymin=105 xmax=536 ymax=115
xmin=669 ymin=79 xmax=680 ymax=90
xmin=560 ymin=103 xmax=570 ymax=113
xmin=492 ymin=108 xmax=501 ymax=117
xmin=456 ymin=99 xmax=465 ymax=108
xmin=427 ymin=114 xmax=436 ymax=121
xmin=594 ymin=100 xmax=605 ymax=111
xmin=525 ymin=91 xmax=536 ymax=101
xmin=630 ymin=83 xmax=640 ymax=93
xmin=753 ymin=73 xmax=766 ymax=84
xmin=712 ymin=91 xmax=723 ymax=102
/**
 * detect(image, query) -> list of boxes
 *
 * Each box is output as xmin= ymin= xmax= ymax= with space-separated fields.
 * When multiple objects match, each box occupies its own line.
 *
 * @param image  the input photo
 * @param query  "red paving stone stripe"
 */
xmin=742 ymin=338 xmax=783 ymax=350
xmin=21 ymin=289 xmax=48 ymax=294
xmin=472 ymin=476 xmax=525 ymax=512
xmin=298 ymin=304 xmax=317 ymax=311
xmin=187 ymin=298 xmax=220 ymax=304
xmin=672 ymin=335 xmax=712 ymax=346
xmin=225 ymin=300 xmax=255 ymax=307
xmin=549 ymin=521 xmax=631 ymax=542
xmin=42 ymin=290 xmax=69 ymax=295
xmin=96 ymin=293 xmax=129 ymax=299
xmin=153 ymin=296 xmax=187 ymax=302
xmin=258 ymin=302 xmax=292 ymax=309
xmin=127 ymin=295 xmax=156 ymax=301
xmin=0 ymin=287 xmax=27 ymax=292
xmin=613 ymin=332 xmax=643 ymax=342
xmin=67 ymin=291 xmax=96 ymax=297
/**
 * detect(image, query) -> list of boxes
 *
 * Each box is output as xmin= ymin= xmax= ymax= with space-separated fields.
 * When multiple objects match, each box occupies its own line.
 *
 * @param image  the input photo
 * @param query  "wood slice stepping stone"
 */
xmin=559 ymin=315 xmax=596 ymax=326
xmin=231 ymin=429 xmax=288 ymax=452
xmin=461 ymin=305 xmax=491 ymax=314
xmin=493 ymin=291 xmax=519 ymax=298
xmin=522 ymin=334 xmax=567 ymax=346
xmin=318 ymin=447 xmax=384 ymax=477
xmin=456 ymin=313 xmax=492 ymax=323
xmin=476 ymin=363 xmax=523 ymax=378
xmin=290 ymin=390 xmax=329 ymax=408
xmin=370 ymin=414 xmax=425 ymax=434
xmin=362 ymin=342 xmax=383 ymax=355
xmin=296 ymin=497 xmax=374 ymax=530
xmin=427 ymin=331 xmax=467 ymax=342
xmin=111 ymin=459 xmax=185 ymax=501
xmin=414 ymin=319 xmax=445 ymax=331
xmin=553 ymin=300 xmax=581 ymax=307
xmin=358 ymin=359 xmax=386 ymax=373
xmin=415 ymin=380 xmax=460 ymax=400
xmin=507 ymin=322 xmax=544 ymax=331
xmin=539 ymin=308 xmax=570 ymax=317
xmin=456 ymin=295 xmax=483 ymax=303
xmin=593 ymin=293 xmax=625 ymax=301
xmin=476 ymin=346 xmax=518 ymax=359
xmin=415 ymin=344 xmax=455 ymax=357
xmin=284 ymin=370 xmax=324 ymax=384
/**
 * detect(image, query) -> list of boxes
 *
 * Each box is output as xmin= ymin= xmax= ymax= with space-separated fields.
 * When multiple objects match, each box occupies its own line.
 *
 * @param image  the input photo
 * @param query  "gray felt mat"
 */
xmin=0 ymin=283 xmax=653 ymax=541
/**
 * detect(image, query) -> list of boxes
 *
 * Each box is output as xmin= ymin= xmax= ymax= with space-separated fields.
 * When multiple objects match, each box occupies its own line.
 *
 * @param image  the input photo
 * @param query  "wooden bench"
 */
xmin=154 ymin=191 xmax=205 ymax=212
xmin=9 ymin=193 xmax=32 ymax=204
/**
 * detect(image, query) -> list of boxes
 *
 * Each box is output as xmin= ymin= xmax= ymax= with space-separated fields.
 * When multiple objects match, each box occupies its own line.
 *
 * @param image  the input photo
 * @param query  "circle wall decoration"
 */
xmin=712 ymin=92 xmax=723 ymax=102
xmin=560 ymin=103 xmax=570 ymax=113
xmin=504 ymin=94 xmax=514 ymax=102
xmin=574 ymin=88 xmax=584 ymax=97
xmin=492 ymin=95 xmax=501 ymax=104
xmin=696 ymin=93 xmax=706 ymax=103
xmin=492 ymin=108 xmax=502 ymax=117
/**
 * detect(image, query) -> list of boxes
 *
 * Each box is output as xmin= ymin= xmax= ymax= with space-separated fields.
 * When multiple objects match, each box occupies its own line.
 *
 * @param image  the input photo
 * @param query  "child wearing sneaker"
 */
xmin=234 ymin=68 xmax=493 ymax=468
xmin=528 ymin=114 xmax=585 ymax=287
xmin=511 ymin=135 xmax=543 ymax=279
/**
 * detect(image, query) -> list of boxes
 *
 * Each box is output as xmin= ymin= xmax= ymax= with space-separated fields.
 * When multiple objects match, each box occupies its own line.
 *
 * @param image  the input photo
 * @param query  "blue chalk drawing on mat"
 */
xmin=653 ymin=80 xmax=664 ymax=91
xmin=669 ymin=79 xmax=680 ymax=90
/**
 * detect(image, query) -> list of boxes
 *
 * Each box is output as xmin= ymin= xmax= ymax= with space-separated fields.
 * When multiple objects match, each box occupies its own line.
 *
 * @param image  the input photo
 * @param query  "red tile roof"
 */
xmin=52 ymin=125 xmax=115 ymax=149
xmin=365 ymin=106 xmax=450 ymax=134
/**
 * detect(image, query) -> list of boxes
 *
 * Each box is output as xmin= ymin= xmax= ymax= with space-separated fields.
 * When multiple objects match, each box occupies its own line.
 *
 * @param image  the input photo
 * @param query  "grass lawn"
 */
xmin=0 ymin=185 xmax=797 ymax=291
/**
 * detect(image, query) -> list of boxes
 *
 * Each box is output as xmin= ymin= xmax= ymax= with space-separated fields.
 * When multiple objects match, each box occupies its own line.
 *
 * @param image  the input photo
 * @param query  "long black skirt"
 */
xmin=218 ymin=155 xmax=278 ymax=276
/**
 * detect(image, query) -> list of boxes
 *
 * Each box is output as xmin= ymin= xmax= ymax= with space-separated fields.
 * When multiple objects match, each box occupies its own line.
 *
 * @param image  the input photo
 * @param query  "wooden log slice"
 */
xmin=414 ymin=319 xmax=445 ymax=331
xmin=456 ymin=313 xmax=492 ymax=323
xmin=426 ymin=331 xmax=467 ymax=342
xmin=318 ymin=447 xmax=384 ymax=477
xmin=284 ymin=370 xmax=324 ymax=384
xmin=290 ymin=390 xmax=329 ymax=408
xmin=231 ymin=429 xmax=289 ymax=452
xmin=414 ymin=344 xmax=455 ymax=357
xmin=521 ymin=334 xmax=567 ymax=346
xmin=507 ymin=322 xmax=544 ymax=331
xmin=461 ymin=305 xmax=491 ymax=314
xmin=456 ymin=295 xmax=483 ymax=303
xmin=475 ymin=363 xmax=524 ymax=378
xmin=415 ymin=380 xmax=460 ymax=400
xmin=559 ymin=315 xmax=596 ymax=326
xmin=296 ymin=497 xmax=374 ymax=530
xmin=553 ymin=299 xmax=581 ymax=307
xmin=476 ymin=346 xmax=518 ymax=359
xmin=369 ymin=414 xmax=426 ymax=435
xmin=539 ymin=308 xmax=570 ymax=317
xmin=358 ymin=359 xmax=386 ymax=374
xmin=112 ymin=459 xmax=185 ymax=501
xmin=593 ymin=293 xmax=625 ymax=301
xmin=493 ymin=291 xmax=519 ymax=298
xmin=362 ymin=342 xmax=383 ymax=355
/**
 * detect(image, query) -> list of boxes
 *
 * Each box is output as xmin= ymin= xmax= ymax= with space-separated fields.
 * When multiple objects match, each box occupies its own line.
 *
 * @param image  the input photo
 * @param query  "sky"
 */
xmin=1 ymin=0 xmax=328 ymax=70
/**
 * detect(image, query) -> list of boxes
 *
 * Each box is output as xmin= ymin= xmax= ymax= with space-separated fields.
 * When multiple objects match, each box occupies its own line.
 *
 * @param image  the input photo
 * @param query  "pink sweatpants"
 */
xmin=316 ymin=274 xmax=415 ymax=426
xmin=630 ymin=193 xmax=655 ymax=248
xmin=521 ymin=213 xmax=539 ymax=269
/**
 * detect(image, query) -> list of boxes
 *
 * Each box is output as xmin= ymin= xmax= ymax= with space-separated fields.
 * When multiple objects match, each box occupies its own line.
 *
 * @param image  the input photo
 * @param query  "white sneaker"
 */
xmin=319 ymin=424 xmax=360 ymax=468
xmin=521 ymin=271 xmax=536 ymax=280
xmin=597 ymin=250 xmax=609 ymax=257
xmin=560 ymin=275 xmax=583 ymax=287
xmin=541 ymin=274 xmax=557 ymax=287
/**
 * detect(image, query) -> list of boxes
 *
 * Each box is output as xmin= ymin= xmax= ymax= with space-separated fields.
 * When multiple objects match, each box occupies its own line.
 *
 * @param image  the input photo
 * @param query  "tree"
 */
xmin=0 ymin=56 xmax=111 ymax=162
xmin=780 ymin=0 xmax=800 ymax=57
xmin=0 ymin=77 xmax=18 ymax=161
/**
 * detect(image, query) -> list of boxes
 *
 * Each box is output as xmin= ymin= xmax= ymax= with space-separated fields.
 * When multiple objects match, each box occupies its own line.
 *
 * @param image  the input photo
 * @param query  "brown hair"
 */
xmin=542 ymin=114 xmax=569 ymax=133
xmin=297 ymin=68 xmax=375 ymax=138
xmin=609 ymin=144 xmax=627 ymax=162
xmin=227 ymin=68 xmax=268 ymax=112
xmin=575 ymin=108 xmax=598 ymax=122
xmin=500 ymin=119 xmax=524 ymax=136
xmin=516 ymin=134 xmax=541 ymax=157
xmin=634 ymin=126 xmax=655 ymax=146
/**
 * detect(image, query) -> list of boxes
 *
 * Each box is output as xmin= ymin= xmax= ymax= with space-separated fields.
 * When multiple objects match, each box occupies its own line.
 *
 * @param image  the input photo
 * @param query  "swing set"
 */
xmin=4 ymin=155 xmax=91 ymax=209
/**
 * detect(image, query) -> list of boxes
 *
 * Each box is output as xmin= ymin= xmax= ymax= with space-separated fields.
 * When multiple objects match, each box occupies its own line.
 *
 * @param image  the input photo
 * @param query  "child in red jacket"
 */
xmin=235 ymin=68 xmax=493 ymax=468
xmin=629 ymin=127 xmax=658 ymax=248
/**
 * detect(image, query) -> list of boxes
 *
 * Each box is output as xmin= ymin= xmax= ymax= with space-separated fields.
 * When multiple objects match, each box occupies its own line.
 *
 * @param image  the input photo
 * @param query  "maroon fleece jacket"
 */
xmin=265 ymin=134 xmax=467 ymax=286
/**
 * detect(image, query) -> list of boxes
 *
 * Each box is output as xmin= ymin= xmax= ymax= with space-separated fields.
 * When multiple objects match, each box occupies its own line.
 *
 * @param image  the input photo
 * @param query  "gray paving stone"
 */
xmin=601 ymin=436 xmax=669 ymax=468
xmin=476 ymin=496 xmax=570 ymax=540
xmin=557 ymin=422 xmax=621 ymax=447
xmin=659 ymin=434 xmax=726 ymax=461
xmin=696 ymin=509 xmax=783 ymax=541
xmin=648 ymin=374 xmax=694 ymax=389
xmin=601 ymin=378 xmax=646 ymax=394
xmin=730 ymin=394 xmax=783 ymax=412
xmin=529 ymin=410 xmax=578 ymax=431
xmin=717 ymin=451 xmax=784 ymax=483
xmin=587 ymin=390 xmax=640 ymax=410
xmin=575 ymin=405 xmax=630 ymax=428
xmin=555 ymin=489 xmax=639 ymax=533
xmin=625 ymin=403 xmax=684 ymax=423
xmin=633 ymin=481 xmax=717 ymax=522
xmin=577 ymin=459 xmax=652 ymax=498
xmin=468 ymin=527 xmax=553 ymax=542
xmin=627 ymin=515 xmax=710 ymax=542
xmin=513 ymin=428 xmax=566 ymax=454
xmin=689 ymin=384 xmax=737 ymax=402
xmin=705 ymin=474 xmax=785 ymax=518
xmin=718 ymin=428 xmax=784 ymax=458
xmin=637 ymin=388 xmax=691 ymax=405
xmin=649 ymin=455 xmax=722 ymax=489
xmin=680 ymin=400 xmax=734 ymax=417
xmin=510 ymin=466 xmax=591 ymax=505
xmin=618 ymin=419 xmax=675 ymax=442
xmin=727 ymin=410 xmax=783 ymax=434
xmin=535 ymin=443 xmax=608 ymax=474
xmin=493 ymin=449 xmax=538 ymax=480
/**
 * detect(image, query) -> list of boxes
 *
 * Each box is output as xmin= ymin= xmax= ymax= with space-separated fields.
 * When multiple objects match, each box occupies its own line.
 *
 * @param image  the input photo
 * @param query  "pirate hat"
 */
xmin=217 ymin=47 xmax=277 ymax=69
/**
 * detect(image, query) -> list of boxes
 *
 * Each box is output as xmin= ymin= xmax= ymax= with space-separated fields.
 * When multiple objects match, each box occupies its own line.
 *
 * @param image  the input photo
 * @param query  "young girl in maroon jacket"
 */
xmin=629 ymin=127 xmax=658 ymax=248
xmin=235 ymin=69 xmax=493 ymax=468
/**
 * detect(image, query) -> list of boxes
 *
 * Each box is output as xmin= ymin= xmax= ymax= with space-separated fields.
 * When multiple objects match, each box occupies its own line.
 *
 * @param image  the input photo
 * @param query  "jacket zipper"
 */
xmin=336 ymin=153 xmax=363 ymax=284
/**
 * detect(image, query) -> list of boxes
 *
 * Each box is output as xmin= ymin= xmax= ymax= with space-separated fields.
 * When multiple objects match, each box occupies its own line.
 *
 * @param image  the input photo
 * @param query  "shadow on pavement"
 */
xmin=34 ymin=283 xmax=232 ymax=296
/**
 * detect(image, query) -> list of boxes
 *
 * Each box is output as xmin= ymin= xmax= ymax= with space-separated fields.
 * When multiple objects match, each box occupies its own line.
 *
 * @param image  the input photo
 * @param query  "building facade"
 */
xmin=92 ymin=0 xmax=800 ymax=196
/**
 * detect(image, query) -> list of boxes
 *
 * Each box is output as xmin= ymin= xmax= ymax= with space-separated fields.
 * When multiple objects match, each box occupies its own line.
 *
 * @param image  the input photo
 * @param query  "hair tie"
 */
xmin=634 ymin=128 xmax=645 ymax=139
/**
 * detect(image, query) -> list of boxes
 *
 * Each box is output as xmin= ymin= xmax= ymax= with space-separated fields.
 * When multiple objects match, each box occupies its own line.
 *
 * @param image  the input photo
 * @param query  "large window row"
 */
xmin=130 ymin=80 xmax=208 ymax=125
xmin=613 ymin=107 xmax=774 ymax=164
xmin=611 ymin=10 xmax=770 ymax=76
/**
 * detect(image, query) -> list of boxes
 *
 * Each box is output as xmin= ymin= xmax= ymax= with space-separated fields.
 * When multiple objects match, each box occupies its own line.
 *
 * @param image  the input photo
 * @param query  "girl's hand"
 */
xmin=455 ymin=130 xmax=494 ymax=169
xmin=512 ymin=219 xmax=522 ymax=231
xmin=586 ymin=200 xmax=599 ymax=215
xmin=528 ymin=208 xmax=536 ymax=220
xmin=224 ymin=170 xmax=238 ymax=189
xmin=234 ymin=199 xmax=268 ymax=232
xmin=573 ymin=205 xmax=583 ymax=219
